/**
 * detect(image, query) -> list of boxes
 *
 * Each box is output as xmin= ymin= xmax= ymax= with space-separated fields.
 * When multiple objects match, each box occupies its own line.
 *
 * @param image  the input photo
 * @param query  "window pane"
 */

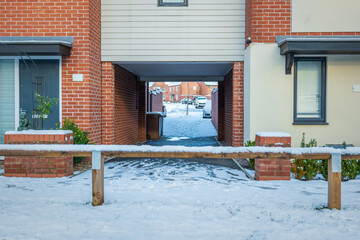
xmin=0 ymin=60 xmax=15 ymax=144
xmin=296 ymin=61 xmax=322 ymax=119
xmin=159 ymin=0 xmax=187 ymax=6
xmin=163 ymin=0 xmax=185 ymax=2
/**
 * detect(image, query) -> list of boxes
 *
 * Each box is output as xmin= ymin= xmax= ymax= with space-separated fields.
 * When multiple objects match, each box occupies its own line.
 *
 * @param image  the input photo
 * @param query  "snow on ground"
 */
xmin=1 ymin=159 xmax=360 ymax=240
xmin=1 ymin=103 xmax=360 ymax=239
xmin=163 ymin=103 xmax=217 ymax=138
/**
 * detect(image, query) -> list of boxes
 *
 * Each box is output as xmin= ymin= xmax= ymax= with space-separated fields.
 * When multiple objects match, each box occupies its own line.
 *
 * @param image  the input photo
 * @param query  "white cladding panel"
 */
xmin=292 ymin=0 xmax=360 ymax=32
xmin=101 ymin=0 xmax=245 ymax=62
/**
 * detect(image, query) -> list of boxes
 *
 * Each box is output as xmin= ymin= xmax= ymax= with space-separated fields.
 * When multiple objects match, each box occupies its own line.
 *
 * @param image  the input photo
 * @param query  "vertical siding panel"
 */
xmin=101 ymin=0 xmax=245 ymax=61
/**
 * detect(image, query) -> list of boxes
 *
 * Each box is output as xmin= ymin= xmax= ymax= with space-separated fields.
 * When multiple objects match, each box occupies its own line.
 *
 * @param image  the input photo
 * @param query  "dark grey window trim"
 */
xmin=293 ymin=57 xmax=327 ymax=125
xmin=158 ymin=0 xmax=188 ymax=7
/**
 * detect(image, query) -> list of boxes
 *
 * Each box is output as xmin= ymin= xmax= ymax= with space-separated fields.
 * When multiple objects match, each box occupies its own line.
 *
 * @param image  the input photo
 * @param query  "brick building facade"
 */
xmin=150 ymin=82 xmax=216 ymax=103
xmin=1 ymin=0 xmax=359 ymax=147
xmin=0 ymin=0 xmax=103 ymax=143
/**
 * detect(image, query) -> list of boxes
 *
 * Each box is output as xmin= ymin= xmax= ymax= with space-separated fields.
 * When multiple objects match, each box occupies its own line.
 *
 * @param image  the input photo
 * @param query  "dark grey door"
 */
xmin=19 ymin=60 xmax=59 ymax=130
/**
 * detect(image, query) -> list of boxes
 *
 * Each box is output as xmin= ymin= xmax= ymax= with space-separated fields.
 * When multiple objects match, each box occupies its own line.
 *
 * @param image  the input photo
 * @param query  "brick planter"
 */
xmin=255 ymin=132 xmax=291 ymax=181
xmin=4 ymin=130 xmax=73 ymax=178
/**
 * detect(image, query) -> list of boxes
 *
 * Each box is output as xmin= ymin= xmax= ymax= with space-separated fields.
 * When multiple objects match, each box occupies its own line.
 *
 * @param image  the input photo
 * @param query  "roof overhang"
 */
xmin=277 ymin=36 xmax=360 ymax=74
xmin=0 ymin=37 xmax=74 ymax=56
xmin=114 ymin=62 xmax=234 ymax=82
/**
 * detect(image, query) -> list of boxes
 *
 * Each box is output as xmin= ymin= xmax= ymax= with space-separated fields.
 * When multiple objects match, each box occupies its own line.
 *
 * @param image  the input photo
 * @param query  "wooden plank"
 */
xmin=0 ymin=150 xmax=92 ymax=157
xmin=342 ymin=155 xmax=360 ymax=160
xmin=0 ymin=148 xmax=358 ymax=161
xmin=328 ymin=154 xmax=342 ymax=210
xmin=92 ymin=152 xmax=104 ymax=206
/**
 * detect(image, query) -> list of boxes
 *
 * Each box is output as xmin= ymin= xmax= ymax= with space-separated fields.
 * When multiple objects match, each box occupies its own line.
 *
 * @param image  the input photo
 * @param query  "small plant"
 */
xmin=244 ymin=140 xmax=255 ymax=169
xmin=56 ymin=119 xmax=90 ymax=164
xmin=291 ymin=133 xmax=321 ymax=180
xmin=33 ymin=94 xmax=58 ymax=130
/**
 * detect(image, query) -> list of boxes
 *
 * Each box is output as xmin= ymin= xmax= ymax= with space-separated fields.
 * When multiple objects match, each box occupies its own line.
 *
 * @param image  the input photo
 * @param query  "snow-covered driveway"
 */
xmin=1 ymin=103 xmax=360 ymax=239
xmin=1 ymin=158 xmax=360 ymax=239
xmin=163 ymin=103 xmax=217 ymax=138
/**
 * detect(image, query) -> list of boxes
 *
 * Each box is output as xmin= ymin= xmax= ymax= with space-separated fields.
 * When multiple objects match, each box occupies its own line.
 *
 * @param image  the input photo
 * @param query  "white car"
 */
xmin=203 ymin=100 xmax=212 ymax=118
xmin=195 ymin=96 xmax=207 ymax=109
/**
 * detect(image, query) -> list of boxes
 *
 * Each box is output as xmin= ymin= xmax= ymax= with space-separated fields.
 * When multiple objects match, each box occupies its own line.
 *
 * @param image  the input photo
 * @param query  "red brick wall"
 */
xmin=255 ymin=133 xmax=291 ymax=181
xmin=101 ymin=63 xmax=146 ymax=145
xmin=101 ymin=62 xmax=116 ymax=144
xmin=180 ymin=82 xmax=200 ymax=100
xmin=138 ymin=81 xmax=147 ymax=143
xmin=246 ymin=0 xmax=360 ymax=45
xmin=218 ymin=62 xmax=244 ymax=147
xmin=0 ymin=0 xmax=102 ymax=143
xmin=222 ymin=69 xmax=233 ymax=145
xmin=4 ymin=132 xmax=74 ymax=178
xmin=198 ymin=82 xmax=213 ymax=99
xmin=217 ymin=80 xmax=224 ymax=142
xmin=232 ymin=62 xmax=244 ymax=147
xmin=245 ymin=0 xmax=252 ymax=48
xmin=88 ymin=0 xmax=102 ymax=143
xmin=211 ymin=89 xmax=218 ymax=131
xmin=246 ymin=0 xmax=291 ymax=44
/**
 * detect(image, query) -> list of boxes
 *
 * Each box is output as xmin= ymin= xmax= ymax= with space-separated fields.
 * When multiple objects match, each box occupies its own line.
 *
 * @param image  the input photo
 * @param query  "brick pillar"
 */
xmin=4 ymin=130 xmax=74 ymax=178
xmin=232 ymin=62 xmax=244 ymax=146
xmin=101 ymin=62 xmax=116 ymax=145
xmin=255 ymin=132 xmax=291 ymax=181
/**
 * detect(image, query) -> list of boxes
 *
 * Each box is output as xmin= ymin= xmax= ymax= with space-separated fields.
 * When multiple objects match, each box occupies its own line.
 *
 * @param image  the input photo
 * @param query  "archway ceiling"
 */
xmin=114 ymin=62 xmax=233 ymax=82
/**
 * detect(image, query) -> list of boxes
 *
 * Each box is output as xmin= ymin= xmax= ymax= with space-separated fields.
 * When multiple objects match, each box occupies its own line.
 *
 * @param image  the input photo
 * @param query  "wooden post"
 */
xmin=328 ymin=153 xmax=341 ymax=210
xmin=92 ymin=151 xmax=104 ymax=206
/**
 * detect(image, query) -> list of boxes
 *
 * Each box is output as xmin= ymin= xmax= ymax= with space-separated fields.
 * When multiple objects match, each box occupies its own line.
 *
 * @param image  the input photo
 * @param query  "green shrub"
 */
xmin=340 ymin=142 xmax=359 ymax=180
xmin=56 ymin=119 xmax=90 ymax=164
xmin=244 ymin=140 xmax=255 ymax=169
xmin=56 ymin=119 xmax=90 ymax=145
xmin=319 ymin=159 xmax=328 ymax=180
xmin=291 ymin=133 xmax=321 ymax=180
xmin=342 ymin=160 xmax=359 ymax=180
xmin=315 ymin=142 xmax=359 ymax=180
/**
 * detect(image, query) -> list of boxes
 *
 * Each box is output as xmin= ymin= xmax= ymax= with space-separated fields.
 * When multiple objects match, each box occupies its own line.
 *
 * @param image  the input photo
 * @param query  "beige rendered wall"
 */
xmin=292 ymin=0 xmax=360 ymax=32
xmin=245 ymin=43 xmax=360 ymax=147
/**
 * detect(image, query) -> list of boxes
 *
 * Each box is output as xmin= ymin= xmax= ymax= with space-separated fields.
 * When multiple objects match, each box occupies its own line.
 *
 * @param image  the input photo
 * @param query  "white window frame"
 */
xmin=158 ymin=0 xmax=188 ymax=7
xmin=0 ymin=56 xmax=62 ymax=130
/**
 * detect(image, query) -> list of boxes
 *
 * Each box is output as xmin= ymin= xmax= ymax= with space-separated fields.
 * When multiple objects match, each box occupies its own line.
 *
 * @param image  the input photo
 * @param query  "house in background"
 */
xmin=149 ymin=82 xmax=167 ymax=101
xmin=167 ymin=82 xmax=182 ymax=102
xmin=149 ymin=82 xmax=217 ymax=103
xmin=198 ymin=82 xmax=218 ymax=100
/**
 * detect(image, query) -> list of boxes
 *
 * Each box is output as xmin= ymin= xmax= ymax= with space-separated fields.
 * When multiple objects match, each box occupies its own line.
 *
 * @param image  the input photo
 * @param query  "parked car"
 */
xmin=181 ymin=98 xmax=193 ymax=105
xmin=203 ymin=100 xmax=212 ymax=118
xmin=195 ymin=96 xmax=207 ymax=108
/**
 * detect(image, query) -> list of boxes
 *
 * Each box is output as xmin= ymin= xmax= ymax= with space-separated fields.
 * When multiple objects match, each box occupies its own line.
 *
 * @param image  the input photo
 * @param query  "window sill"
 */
xmin=292 ymin=122 xmax=329 ymax=125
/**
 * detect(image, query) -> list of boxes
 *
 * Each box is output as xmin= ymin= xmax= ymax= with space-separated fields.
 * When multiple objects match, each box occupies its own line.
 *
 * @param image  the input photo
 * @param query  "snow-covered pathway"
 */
xmin=163 ymin=103 xmax=217 ymax=138
xmin=1 ymin=103 xmax=360 ymax=239
xmin=1 ymin=159 xmax=360 ymax=240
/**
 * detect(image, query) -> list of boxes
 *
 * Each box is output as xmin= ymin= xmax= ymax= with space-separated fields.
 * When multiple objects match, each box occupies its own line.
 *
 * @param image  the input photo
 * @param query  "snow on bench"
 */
xmin=0 ymin=144 xmax=359 ymax=156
